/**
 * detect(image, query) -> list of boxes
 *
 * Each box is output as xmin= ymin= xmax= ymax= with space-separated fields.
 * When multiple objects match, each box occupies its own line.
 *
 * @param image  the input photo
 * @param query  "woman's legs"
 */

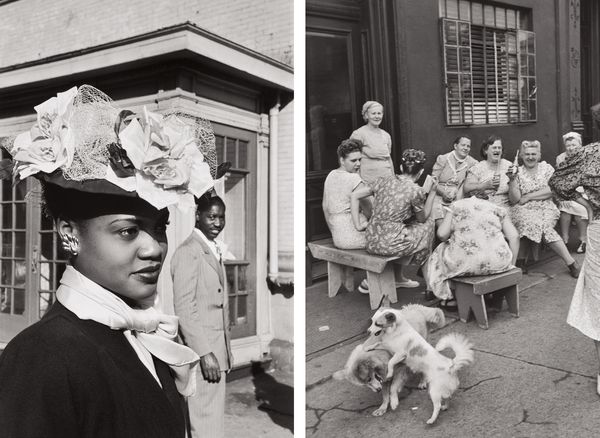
xmin=575 ymin=216 xmax=589 ymax=243
xmin=547 ymin=240 xmax=575 ymax=266
xmin=559 ymin=212 xmax=572 ymax=244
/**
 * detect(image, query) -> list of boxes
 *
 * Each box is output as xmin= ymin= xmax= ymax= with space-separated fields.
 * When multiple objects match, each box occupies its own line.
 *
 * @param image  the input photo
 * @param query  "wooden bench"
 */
xmin=449 ymin=267 xmax=522 ymax=329
xmin=307 ymin=238 xmax=412 ymax=309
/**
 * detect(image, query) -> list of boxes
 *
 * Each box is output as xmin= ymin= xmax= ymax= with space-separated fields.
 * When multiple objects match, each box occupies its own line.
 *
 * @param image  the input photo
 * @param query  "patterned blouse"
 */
xmin=548 ymin=142 xmax=600 ymax=220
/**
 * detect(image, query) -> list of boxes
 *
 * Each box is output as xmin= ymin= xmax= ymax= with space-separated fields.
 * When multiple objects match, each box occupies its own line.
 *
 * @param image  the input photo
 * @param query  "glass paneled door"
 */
xmin=213 ymin=123 xmax=257 ymax=340
xmin=0 ymin=149 xmax=67 ymax=343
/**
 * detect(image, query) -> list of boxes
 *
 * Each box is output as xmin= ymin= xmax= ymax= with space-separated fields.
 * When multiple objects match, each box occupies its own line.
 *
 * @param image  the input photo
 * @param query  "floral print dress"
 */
xmin=509 ymin=161 xmax=561 ymax=243
xmin=365 ymin=175 xmax=434 ymax=264
xmin=425 ymin=197 xmax=514 ymax=300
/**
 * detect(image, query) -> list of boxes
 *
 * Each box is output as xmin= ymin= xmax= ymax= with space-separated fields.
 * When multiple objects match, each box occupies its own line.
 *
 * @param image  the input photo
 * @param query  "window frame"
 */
xmin=440 ymin=4 xmax=537 ymax=126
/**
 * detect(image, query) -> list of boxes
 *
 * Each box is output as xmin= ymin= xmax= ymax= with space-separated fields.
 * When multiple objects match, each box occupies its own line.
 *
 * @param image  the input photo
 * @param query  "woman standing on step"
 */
xmin=350 ymin=101 xmax=395 ymax=185
xmin=549 ymin=138 xmax=600 ymax=397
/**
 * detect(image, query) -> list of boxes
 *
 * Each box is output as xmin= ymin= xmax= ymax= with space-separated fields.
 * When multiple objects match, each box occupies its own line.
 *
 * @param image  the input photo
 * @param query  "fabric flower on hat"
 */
xmin=112 ymin=108 xmax=213 ymax=210
xmin=10 ymin=87 xmax=77 ymax=179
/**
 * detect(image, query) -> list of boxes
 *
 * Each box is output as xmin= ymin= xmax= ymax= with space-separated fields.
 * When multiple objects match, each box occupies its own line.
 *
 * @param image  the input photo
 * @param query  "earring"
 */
xmin=61 ymin=234 xmax=80 ymax=256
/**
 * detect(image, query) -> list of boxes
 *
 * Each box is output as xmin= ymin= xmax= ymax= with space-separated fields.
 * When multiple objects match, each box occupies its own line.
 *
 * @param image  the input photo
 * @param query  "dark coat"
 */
xmin=0 ymin=302 xmax=186 ymax=438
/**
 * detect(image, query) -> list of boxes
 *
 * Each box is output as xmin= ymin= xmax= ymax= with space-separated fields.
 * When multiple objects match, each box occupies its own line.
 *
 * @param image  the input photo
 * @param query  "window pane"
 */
xmin=2 ymin=204 xmax=11 ymax=229
xmin=41 ymin=212 xmax=53 ymax=231
xmin=447 ymin=74 xmax=460 ymax=98
xmin=528 ymin=78 xmax=537 ymax=99
xmin=14 ymin=232 xmax=25 ymax=258
xmin=495 ymin=8 xmax=506 ymax=29
xmin=472 ymin=2 xmax=483 ymax=25
xmin=527 ymin=34 xmax=535 ymax=54
xmin=508 ymin=57 xmax=518 ymax=76
xmin=528 ymin=100 xmax=537 ymax=120
xmin=446 ymin=47 xmax=459 ymax=72
xmin=507 ymin=33 xmax=517 ymax=54
xmin=447 ymin=100 xmax=462 ymax=124
xmin=439 ymin=0 xmax=446 ymax=17
xmin=13 ymin=288 xmax=25 ymax=315
xmin=459 ymin=0 xmax=470 ymax=20
xmin=461 ymin=74 xmax=472 ymax=98
xmin=226 ymin=138 xmax=236 ymax=165
xmin=1 ymin=232 xmax=12 ymax=257
xmin=15 ymin=203 xmax=26 ymax=230
xmin=484 ymin=5 xmax=495 ymax=26
xmin=41 ymin=232 xmax=54 ymax=260
xmin=445 ymin=20 xmax=458 ymax=45
xmin=2 ymin=182 xmax=12 ymax=203
xmin=1 ymin=260 xmax=11 ymax=285
xmin=507 ymin=10 xmax=516 ymax=29
xmin=459 ymin=22 xmax=470 ymax=46
xmin=446 ymin=0 xmax=458 ymax=19
xmin=238 ymin=140 xmax=248 ymax=170
xmin=215 ymin=135 xmax=224 ymax=163
xmin=528 ymin=54 xmax=536 ymax=76
xmin=459 ymin=48 xmax=471 ymax=72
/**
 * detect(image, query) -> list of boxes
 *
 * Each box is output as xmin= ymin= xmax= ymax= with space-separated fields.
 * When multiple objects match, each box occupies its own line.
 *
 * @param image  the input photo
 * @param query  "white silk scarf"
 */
xmin=56 ymin=265 xmax=199 ymax=396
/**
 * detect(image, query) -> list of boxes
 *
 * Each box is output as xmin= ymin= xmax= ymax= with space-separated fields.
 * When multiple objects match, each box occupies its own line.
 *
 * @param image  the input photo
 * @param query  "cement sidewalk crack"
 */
xmin=305 ymin=401 xmax=383 ymax=435
xmin=514 ymin=408 xmax=557 ymax=427
xmin=461 ymin=375 xmax=502 ymax=391
xmin=474 ymin=348 xmax=595 ymax=380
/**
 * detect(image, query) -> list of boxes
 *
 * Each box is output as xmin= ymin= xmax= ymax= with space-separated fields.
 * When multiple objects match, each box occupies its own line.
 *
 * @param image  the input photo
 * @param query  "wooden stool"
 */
xmin=450 ymin=268 xmax=522 ymax=329
xmin=307 ymin=239 xmax=412 ymax=309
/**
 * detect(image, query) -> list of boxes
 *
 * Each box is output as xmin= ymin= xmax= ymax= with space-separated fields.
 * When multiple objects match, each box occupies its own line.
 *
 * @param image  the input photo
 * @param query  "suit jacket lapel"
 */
xmin=192 ymin=231 xmax=224 ymax=284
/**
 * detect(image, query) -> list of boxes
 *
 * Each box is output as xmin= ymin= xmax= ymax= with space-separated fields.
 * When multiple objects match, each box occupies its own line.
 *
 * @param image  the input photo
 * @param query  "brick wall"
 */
xmin=0 ymin=0 xmax=293 ymax=68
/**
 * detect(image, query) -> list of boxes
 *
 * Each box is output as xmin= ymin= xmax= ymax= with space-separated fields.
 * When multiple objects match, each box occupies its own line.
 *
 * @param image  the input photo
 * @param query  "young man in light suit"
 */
xmin=171 ymin=194 xmax=233 ymax=438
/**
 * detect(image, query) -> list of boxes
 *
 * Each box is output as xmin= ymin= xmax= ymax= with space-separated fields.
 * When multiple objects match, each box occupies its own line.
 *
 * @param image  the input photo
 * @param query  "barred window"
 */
xmin=440 ymin=0 xmax=536 ymax=125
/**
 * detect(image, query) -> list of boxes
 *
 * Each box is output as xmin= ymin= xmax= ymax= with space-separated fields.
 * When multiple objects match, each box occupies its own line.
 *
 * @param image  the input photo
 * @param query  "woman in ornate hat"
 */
xmin=350 ymin=101 xmax=395 ymax=184
xmin=0 ymin=85 xmax=216 ymax=437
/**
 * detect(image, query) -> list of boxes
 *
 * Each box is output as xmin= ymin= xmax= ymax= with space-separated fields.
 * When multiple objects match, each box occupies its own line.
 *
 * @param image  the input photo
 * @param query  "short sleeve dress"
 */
xmin=365 ymin=175 xmax=434 ymax=264
xmin=323 ymin=169 xmax=367 ymax=249
xmin=555 ymin=152 xmax=588 ymax=219
xmin=350 ymin=125 xmax=394 ymax=184
xmin=425 ymin=197 xmax=514 ymax=300
xmin=509 ymin=161 xmax=561 ymax=243
xmin=465 ymin=159 xmax=512 ymax=208
xmin=430 ymin=152 xmax=478 ymax=220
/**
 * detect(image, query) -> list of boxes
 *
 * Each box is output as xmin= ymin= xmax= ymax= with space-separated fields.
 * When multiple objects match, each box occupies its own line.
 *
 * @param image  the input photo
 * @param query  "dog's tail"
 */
xmin=403 ymin=304 xmax=446 ymax=329
xmin=435 ymin=333 xmax=474 ymax=371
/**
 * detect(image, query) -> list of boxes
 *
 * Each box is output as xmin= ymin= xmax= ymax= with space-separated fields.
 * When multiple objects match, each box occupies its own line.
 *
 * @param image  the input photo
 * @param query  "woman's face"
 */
xmin=564 ymin=138 xmax=581 ymax=156
xmin=365 ymin=105 xmax=383 ymax=127
xmin=69 ymin=206 xmax=169 ymax=303
xmin=454 ymin=137 xmax=471 ymax=159
xmin=486 ymin=140 xmax=503 ymax=164
xmin=521 ymin=147 xmax=540 ymax=169
xmin=340 ymin=151 xmax=362 ymax=173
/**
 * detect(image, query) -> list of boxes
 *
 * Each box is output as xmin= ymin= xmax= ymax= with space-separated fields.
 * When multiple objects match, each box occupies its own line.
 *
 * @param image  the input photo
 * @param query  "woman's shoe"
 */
xmin=577 ymin=241 xmax=587 ymax=254
xmin=439 ymin=299 xmax=457 ymax=311
xmin=357 ymin=279 xmax=369 ymax=294
xmin=568 ymin=261 xmax=581 ymax=278
xmin=396 ymin=279 xmax=419 ymax=288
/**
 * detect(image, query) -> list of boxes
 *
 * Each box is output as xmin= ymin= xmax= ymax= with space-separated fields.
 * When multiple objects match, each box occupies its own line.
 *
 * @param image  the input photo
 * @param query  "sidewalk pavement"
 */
xmin=226 ymin=367 xmax=294 ymax=437
xmin=306 ymin=252 xmax=600 ymax=437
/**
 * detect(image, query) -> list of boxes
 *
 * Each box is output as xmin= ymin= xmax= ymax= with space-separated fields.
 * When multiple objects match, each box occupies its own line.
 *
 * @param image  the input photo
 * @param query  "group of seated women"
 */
xmin=321 ymin=100 xmax=585 ymax=309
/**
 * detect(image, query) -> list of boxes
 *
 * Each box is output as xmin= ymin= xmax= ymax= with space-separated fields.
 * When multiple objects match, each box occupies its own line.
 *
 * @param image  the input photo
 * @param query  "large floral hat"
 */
xmin=2 ymin=85 xmax=218 ymax=211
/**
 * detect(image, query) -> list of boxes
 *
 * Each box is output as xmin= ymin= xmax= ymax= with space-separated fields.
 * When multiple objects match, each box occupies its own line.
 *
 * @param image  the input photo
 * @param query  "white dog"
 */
xmin=333 ymin=304 xmax=445 ymax=416
xmin=364 ymin=307 xmax=474 ymax=424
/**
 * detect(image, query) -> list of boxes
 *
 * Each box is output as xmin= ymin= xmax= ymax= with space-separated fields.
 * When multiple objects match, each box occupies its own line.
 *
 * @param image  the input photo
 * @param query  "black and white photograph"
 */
xmin=306 ymin=0 xmax=600 ymax=436
xmin=0 ymin=1 xmax=294 ymax=437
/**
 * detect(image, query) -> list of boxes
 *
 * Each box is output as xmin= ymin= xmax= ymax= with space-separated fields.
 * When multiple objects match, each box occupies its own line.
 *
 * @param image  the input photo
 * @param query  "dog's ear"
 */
xmin=332 ymin=370 xmax=347 ymax=381
xmin=384 ymin=312 xmax=396 ymax=324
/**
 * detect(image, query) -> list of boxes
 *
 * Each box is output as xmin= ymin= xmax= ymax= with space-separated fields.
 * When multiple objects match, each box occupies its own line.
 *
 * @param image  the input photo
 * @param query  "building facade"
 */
xmin=307 ymin=0 xmax=598 ymax=279
xmin=0 ymin=0 xmax=294 ymax=369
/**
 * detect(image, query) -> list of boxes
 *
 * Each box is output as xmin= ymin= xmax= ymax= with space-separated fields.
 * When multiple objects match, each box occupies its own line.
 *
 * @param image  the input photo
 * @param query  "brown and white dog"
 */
xmin=332 ymin=304 xmax=445 ymax=416
xmin=364 ymin=308 xmax=474 ymax=424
